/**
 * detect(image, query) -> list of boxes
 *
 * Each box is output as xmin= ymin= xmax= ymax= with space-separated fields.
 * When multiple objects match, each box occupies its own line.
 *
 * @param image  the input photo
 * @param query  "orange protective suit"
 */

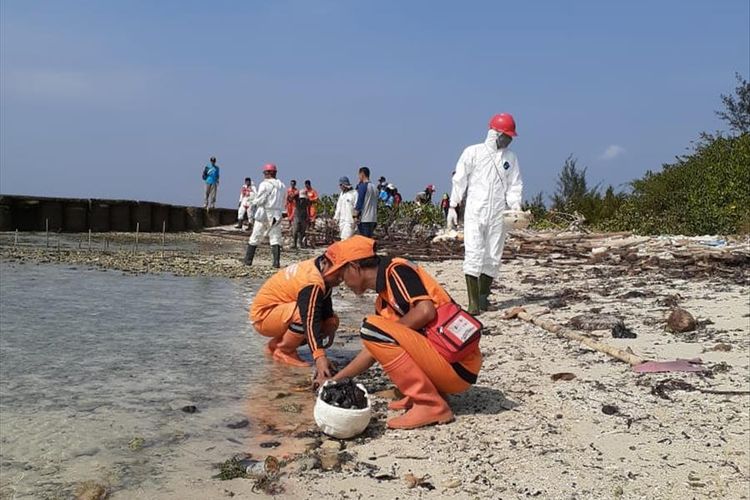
xmin=250 ymin=257 xmax=338 ymax=358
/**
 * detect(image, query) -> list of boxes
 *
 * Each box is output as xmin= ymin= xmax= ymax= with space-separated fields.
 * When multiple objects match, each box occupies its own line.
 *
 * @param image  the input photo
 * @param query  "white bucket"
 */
xmin=313 ymin=381 xmax=372 ymax=439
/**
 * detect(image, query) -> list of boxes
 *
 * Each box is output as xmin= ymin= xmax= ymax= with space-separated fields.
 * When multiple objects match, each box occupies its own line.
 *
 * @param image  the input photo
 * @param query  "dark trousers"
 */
xmin=358 ymin=222 xmax=377 ymax=238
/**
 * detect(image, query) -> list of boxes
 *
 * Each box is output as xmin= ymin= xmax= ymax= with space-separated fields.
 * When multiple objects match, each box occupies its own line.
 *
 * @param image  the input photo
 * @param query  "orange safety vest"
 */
xmin=250 ymin=258 xmax=325 ymax=323
xmin=307 ymin=188 xmax=319 ymax=220
xmin=286 ymin=187 xmax=299 ymax=220
xmin=375 ymin=257 xmax=482 ymax=377
xmin=375 ymin=257 xmax=452 ymax=321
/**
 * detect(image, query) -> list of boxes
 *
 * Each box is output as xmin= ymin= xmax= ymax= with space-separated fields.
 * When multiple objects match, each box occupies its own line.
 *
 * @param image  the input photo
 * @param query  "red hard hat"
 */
xmin=262 ymin=163 xmax=277 ymax=172
xmin=488 ymin=113 xmax=517 ymax=137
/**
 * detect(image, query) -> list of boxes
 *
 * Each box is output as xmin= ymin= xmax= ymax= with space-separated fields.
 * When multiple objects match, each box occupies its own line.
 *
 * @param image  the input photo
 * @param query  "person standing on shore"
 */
xmin=392 ymin=186 xmax=402 ymax=210
xmin=235 ymin=177 xmax=256 ymax=229
xmin=291 ymin=190 xmax=310 ymax=249
xmin=286 ymin=180 xmax=299 ymax=228
xmin=333 ymin=176 xmax=357 ymax=240
xmin=244 ymin=164 xmax=286 ymax=268
xmin=202 ymin=157 xmax=220 ymax=210
xmin=440 ymin=193 xmax=450 ymax=219
xmin=250 ymin=252 xmax=342 ymax=367
xmin=447 ymin=113 xmax=523 ymax=314
xmin=354 ymin=166 xmax=378 ymax=238
xmin=304 ymin=179 xmax=319 ymax=223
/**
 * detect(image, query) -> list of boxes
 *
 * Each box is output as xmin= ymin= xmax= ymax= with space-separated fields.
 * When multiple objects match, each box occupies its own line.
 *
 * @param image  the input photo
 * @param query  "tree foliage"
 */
xmin=609 ymin=134 xmax=750 ymax=234
xmin=716 ymin=73 xmax=750 ymax=134
xmin=550 ymin=155 xmax=592 ymax=212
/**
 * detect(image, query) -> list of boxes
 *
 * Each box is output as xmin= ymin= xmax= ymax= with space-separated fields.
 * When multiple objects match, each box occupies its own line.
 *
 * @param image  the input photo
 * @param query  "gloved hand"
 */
xmin=446 ymin=207 xmax=458 ymax=228
xmin=312 ymin=356 xmax=336 ymax=390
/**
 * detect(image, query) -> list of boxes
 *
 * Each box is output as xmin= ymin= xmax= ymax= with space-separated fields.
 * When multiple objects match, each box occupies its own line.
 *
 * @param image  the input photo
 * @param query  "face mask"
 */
xmin=496 ymin=133 xmax=513 ymax=149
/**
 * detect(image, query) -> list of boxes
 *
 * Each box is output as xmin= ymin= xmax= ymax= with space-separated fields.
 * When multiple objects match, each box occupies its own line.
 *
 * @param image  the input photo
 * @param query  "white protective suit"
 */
xmin=237 ymin=182 xmax=257 ymax=222
xmin=334 ymin=188 xmax=358 ymax=240
xmin=450 ymin=129 xmax=523 ymax=278
xmin=248 ymin=177 xmax=286 ymax=246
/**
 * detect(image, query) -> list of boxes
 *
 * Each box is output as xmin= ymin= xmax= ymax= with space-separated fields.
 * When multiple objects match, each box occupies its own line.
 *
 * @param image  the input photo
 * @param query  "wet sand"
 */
xmin=1 ymin=231 xmax=748 ymax=499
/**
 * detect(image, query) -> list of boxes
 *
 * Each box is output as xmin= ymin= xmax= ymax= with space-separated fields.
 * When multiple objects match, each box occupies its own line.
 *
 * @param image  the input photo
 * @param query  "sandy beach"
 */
xmin=1 ymin=230 xmax=748 ymax=499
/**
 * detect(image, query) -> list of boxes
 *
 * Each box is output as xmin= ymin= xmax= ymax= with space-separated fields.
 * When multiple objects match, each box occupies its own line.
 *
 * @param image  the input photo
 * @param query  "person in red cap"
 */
xmin=316 ymin=236 xmax=482 ymax=430
xmin=245 ymin=163 xmax=286 ymax=268
xmin=249 ymin=251 xmax=343 ymax=368
xmin=447 ymin=113 xmax=523 ymax=314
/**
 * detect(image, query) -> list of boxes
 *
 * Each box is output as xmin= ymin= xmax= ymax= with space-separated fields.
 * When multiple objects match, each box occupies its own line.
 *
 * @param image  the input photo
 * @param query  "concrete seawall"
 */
xmin=0 ymin=195 xmax=237 ymax=232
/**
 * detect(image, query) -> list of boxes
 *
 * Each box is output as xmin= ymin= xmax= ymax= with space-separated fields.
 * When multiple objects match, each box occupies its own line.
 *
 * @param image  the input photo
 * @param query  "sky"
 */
xmin=1 ymin=0 xmax=748 ymax=209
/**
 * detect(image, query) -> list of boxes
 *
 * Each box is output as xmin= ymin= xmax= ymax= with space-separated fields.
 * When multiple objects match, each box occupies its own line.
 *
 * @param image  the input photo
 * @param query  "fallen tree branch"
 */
xmin=503 ymin=307 xmax=645 ymax=366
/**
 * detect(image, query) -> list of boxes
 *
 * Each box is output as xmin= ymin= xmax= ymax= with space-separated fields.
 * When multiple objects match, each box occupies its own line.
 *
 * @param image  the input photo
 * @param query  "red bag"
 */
xmin=424 ymin=302 xmax=482 ymax=363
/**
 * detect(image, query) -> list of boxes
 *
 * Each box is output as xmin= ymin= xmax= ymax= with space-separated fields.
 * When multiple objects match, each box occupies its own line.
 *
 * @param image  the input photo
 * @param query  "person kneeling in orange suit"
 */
xmin=314 ymin=236 xmax=482 ymax=430
xmin=250 ymin=254 xmax=343 ymax=368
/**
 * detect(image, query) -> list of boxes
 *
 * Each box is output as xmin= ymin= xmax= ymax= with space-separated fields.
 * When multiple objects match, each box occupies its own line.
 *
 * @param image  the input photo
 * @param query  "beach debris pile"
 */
xmin=378 ymin=230 xmax=750 ymax=272
xmin=510 ymin=232 xmax=749 ymax=275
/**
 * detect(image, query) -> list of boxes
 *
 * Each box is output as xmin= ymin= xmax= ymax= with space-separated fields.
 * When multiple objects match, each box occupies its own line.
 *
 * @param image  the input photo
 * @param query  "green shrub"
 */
xmin=609 ymin=133 xmax=750 ymax=234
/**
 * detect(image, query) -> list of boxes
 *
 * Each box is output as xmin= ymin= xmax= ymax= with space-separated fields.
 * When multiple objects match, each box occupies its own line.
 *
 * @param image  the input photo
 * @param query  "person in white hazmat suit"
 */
xmin=333 ymin=176 xmax=358 ymax=240
xmin=244 ymin=163 xmax=286 ymax=268
xmin=235 ymin=177 xmax=257 ymax=229
xmin=448 ymin=113 xmax=523 ymax=314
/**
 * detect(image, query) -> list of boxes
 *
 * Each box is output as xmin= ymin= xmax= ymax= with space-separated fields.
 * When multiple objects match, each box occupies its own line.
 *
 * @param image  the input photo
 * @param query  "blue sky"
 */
xmin=1 ymin=0 xmax=748 ymax=208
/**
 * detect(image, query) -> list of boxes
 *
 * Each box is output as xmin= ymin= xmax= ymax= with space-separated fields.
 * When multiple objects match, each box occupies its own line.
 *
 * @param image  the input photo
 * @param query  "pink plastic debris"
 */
xmin=632 ymin=358 xmax=706 ymax=373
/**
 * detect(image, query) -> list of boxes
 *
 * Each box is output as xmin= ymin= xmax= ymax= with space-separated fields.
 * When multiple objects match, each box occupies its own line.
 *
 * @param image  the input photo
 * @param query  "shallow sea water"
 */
xmin=0 ymin=261 xmax=357 ymax=499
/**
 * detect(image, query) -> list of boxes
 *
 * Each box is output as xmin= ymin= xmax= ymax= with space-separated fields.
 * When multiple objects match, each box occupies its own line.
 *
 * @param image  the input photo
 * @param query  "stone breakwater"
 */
xmin=0 ymin=195 xmax=239 ymax=233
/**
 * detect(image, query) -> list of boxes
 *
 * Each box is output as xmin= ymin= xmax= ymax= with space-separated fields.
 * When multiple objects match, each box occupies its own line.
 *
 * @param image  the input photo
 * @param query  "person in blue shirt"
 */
xmin=354 ymin=166 xmax=378 ymax=237
xmin=202 ymin=157 xmax=220 ymax=210
xmin=378 ymin=185 xmax=394 ymax=207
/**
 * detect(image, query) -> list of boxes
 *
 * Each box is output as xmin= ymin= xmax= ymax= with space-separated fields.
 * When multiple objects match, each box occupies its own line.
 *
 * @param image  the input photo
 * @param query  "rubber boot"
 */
xmin=235 ymin=220 xmax=243 ymax=229
xmin=382 ymin=352 xmax=454 ymax=429
xmin=465 ymin=274 xmax=480 ymax=315
xmin=478 ymin=274 xmax=493 ymax=312
xmin=272 ymin=330 xmax=310 ymax=367
xmin=263 ymin=336 xmax=280 ymax=357
xmin=388 ymin=397 xmax=413 ymax=411
xmin=244 ymin=245 xmax=257 ymax=266
xmin=271 ymin=245 xmax=281 ymax=268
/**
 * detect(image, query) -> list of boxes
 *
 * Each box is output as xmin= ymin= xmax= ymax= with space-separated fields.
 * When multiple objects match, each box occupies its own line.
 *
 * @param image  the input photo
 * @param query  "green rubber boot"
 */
xmin=244 ymin=245 xmax=257 ymax=266
xmin=465 ymin=274 xmax=480 ymax=315
xmin=478 ymin=274 xmax=493 ymax=312
xmin=271 ymin=244 xmax=281 ymax=268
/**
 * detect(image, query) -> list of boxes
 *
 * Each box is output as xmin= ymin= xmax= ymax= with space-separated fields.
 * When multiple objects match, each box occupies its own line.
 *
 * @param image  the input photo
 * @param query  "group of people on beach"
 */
xmin=201 ymin=159 xmax=450 ymax=257
xmin=238 ymin=165 xmax=384 ymax=269
xmin=248 ymin=113 xmax=523 ymax=430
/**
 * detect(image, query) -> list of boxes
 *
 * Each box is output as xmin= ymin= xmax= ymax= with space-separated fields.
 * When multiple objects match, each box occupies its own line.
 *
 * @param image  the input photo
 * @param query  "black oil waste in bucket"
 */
xmin=319 ymin=378 xmax=368 ymax=409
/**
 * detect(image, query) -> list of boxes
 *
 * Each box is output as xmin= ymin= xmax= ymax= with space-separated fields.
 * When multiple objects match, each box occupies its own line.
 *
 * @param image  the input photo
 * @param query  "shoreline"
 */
xmin=1 ymin=232 xmax=748 ymax=499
